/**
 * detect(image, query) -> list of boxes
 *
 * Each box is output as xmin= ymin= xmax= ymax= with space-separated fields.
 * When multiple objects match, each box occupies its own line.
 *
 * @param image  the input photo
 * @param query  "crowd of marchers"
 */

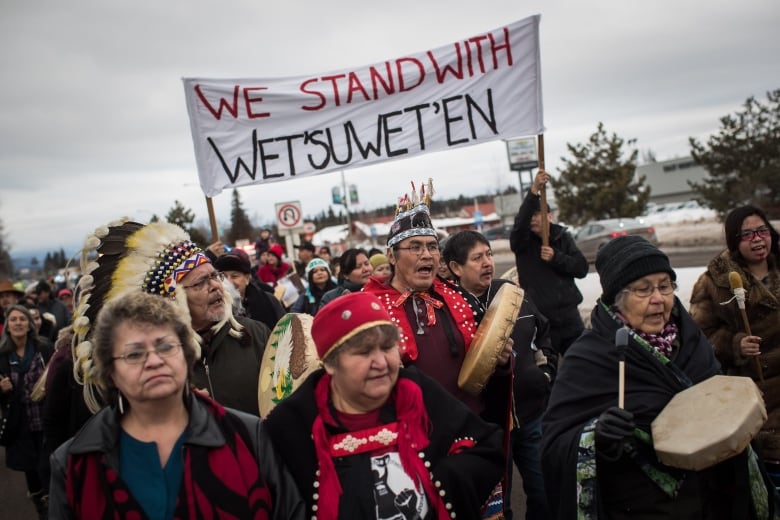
xmin=1 ymin=174 xmax=780 ymax=519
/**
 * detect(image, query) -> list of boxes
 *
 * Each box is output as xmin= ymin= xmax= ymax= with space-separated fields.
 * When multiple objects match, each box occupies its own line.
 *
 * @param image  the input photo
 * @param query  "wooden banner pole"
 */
xmin=537 ymin=134 xmax=549 ymax=247
xmin=206 ymin=196 xmax=220 ymax=243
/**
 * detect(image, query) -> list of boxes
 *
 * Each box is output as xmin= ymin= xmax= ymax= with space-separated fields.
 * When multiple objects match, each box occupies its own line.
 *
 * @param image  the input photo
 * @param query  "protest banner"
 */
xmin=183 ymin=15 xmax=543 ymax=198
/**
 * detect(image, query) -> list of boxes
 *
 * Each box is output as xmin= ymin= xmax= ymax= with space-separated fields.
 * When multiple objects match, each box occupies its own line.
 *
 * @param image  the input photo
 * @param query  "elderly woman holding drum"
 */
xmin=264 ymin=292 xmax=505 ymax=519
xmin=541 ymin=236 xmax=775 ymax=519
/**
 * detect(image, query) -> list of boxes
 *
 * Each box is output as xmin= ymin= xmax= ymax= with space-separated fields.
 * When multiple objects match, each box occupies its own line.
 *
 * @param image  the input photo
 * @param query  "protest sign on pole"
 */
xmin=183 ymin=15 xmax=544 ymax=198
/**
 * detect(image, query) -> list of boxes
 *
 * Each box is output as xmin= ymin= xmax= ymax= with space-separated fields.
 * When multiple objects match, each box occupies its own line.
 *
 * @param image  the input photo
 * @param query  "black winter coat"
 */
xmin=243 ymin=279 xmax=285 ymax=331
xmin=264 ymin=367 xmax=505 ymax=519
xmin=542 ymin=299 xmax=775 ymax=519
xmin=509 ymin=190 xmax=588 ymax=342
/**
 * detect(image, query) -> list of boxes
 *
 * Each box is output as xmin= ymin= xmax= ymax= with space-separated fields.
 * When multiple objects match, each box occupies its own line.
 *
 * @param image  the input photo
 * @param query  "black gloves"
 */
xmin=594 ymin=406 xmax=635 ymax=461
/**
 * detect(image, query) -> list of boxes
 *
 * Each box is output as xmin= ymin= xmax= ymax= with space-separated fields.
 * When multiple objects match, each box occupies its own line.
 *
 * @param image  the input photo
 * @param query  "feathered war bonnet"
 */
xmin=387 ymin=178 xmax=437 ymax=248
xmin=72 ymin=219 xmax=243 ymax=412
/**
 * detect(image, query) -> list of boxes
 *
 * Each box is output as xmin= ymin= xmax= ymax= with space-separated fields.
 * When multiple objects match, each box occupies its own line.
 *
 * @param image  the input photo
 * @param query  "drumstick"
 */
xmin=615 ymin=328 xmax=629 ymax=409
xmin=729 ymin=271 xmax=764 ymax=383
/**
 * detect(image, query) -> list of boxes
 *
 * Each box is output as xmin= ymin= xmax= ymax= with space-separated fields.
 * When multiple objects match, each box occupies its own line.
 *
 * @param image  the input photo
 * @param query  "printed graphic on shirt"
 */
xmin=371 ymin=452 xmax=429 ymax=520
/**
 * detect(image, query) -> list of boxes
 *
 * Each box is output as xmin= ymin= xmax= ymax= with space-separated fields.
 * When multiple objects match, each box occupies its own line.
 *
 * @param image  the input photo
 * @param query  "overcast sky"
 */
xmin=1 ymin=0 xmax=777 ymax=259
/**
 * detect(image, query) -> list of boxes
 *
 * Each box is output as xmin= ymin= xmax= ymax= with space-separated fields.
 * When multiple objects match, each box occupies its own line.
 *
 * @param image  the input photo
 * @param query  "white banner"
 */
xmin=183 ymin=15 xmax=543 ymax=197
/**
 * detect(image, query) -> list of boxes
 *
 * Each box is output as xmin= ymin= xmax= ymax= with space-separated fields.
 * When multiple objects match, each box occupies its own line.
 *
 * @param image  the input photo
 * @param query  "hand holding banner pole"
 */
xmin=729 ymin=271 xmax=764 ymax=382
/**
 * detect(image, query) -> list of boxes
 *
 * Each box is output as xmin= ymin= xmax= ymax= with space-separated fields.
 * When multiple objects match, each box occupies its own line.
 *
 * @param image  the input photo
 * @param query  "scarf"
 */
xmin=615 ymin=310 xmax=679 ymax=358
xmin=66 ymin=394 xmax=272 ymax=519
xmin=635 ymin=321 xmax=679 ymax=358
xmin=310 ymin=373 xmax=450 ymax=520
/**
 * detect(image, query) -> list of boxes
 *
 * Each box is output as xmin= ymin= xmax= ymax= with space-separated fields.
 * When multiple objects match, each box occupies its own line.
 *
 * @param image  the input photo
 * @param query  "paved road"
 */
xmin=0 ymin=448 xmax=37 ymax=519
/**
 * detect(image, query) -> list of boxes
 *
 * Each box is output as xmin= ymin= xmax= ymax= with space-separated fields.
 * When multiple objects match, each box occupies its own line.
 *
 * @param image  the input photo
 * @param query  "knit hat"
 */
xmin=387 ymin=179 xmax=437 ymax=248
xmin=369 ymin=253 xmax=389 ymax=269
xmin=214 ymin=250 xmax=252 ymax=274
xmin=305 ymin=258 xmax=331 ymax=278
xmin=311 ymin=292 xmax=394 ymax=361
xmin=595 ymin=235 xmax=676 ymax=305
xmin=267 ymin=243 xmax=285 ymax=261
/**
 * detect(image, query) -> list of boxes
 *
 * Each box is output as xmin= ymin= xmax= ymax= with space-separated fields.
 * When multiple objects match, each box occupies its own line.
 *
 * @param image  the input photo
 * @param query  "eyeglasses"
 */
xmin=395 ymin=242 xmax=440 ymax=256
xmin=623 ymin=281 xmax=677 ymax=298
xmin=182 ymin=271 xmax=224 ymax=291
xmin=112 ymin=342 xmax=182 ymax=365
xmin=737 ymin=226 xmax=771 ymax=242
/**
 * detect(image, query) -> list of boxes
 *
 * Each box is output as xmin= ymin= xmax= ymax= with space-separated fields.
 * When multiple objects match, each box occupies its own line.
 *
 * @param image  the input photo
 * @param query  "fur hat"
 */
xmin=214 ymin=250 xmax=252 ymax=274
xmin=387 ymin=179 xmax=437 ymax=248
xmin=595 ymin=235 xmax=676 ymax=305
xmin=72 ymin=218 xmax=241 ymax=412
xmin=369 ymin=253 xmax=389 ymax=269
xmin=311 ymin=292 xmax=394 ymax=361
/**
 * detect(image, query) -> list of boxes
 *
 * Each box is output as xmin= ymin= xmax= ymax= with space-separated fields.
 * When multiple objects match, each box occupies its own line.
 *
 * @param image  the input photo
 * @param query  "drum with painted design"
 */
xmin=258 ymin=313 xmax=319 ymax=417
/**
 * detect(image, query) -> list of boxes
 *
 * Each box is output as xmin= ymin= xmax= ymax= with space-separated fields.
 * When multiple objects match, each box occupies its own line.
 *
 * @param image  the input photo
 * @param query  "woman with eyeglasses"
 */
xmin=542 ymin=236 xmax=775 ymax=518
xmin=690 ymin=204 xmax=780 ymax=484
xmin=49 ymin=291 xmax=304 ymax=519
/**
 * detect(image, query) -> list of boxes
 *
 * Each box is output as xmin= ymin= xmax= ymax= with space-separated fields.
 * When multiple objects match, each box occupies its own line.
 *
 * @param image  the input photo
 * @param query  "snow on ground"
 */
xmin=575 ymin=266 xmax=704 ymax=325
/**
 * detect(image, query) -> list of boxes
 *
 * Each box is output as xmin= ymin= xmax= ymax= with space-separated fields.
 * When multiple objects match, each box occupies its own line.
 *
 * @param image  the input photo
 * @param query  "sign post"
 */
xmin=505 ymin=136 xmax=539 ymax=198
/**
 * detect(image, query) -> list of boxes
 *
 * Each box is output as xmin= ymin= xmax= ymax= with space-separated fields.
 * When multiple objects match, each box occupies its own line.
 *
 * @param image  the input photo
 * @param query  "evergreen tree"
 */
xmin=166 ymin=200 xmax=196 ymax=230
xmin=0 ymin=213 xmax=12 ymax=278
xmin=689 ymin=89 xmax=780 ymax=218
xmin=554 ymin=122 xmax=649 ymax=226
xmin=226 ymin=188 xmax=254 ymax=246
xmin=164 ymin=200 xmax=208 ymax=248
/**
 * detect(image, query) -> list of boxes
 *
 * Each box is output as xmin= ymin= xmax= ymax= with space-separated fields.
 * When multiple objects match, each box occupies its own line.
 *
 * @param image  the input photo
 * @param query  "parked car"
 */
xmin=480 ymin=224 xmax=513 ymax=241
xmin=574 ymin=218 xmax=659 ymax=263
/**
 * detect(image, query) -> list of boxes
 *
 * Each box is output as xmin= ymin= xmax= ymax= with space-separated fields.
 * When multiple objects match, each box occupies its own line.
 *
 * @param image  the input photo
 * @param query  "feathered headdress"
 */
xmin=72 ymin=219 xmax=243 ymax=412
xmin=387 ymin=178 xmax=437 ymax=248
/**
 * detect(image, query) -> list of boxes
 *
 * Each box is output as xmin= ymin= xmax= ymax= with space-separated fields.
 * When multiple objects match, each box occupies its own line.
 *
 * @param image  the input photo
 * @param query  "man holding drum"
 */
xmin=541 ymin=236 xmax=776 ymax=518
xmin=443 ymin=230 xmax=556 ymax=520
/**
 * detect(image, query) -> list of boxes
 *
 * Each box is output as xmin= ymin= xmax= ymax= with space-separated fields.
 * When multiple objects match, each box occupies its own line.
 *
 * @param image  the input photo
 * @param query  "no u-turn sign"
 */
xmin=275 ymin=201 xmax=303 ymax=230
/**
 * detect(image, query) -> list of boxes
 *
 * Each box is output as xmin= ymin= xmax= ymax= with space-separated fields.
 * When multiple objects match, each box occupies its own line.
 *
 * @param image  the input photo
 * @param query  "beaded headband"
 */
xmin=387 ymin=179 xmax=437 ymax=248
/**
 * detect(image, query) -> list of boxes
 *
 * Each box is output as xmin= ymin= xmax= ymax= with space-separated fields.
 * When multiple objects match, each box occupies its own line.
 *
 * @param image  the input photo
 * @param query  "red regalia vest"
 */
xmin=363 ymin=277 xmax=477 ymax=361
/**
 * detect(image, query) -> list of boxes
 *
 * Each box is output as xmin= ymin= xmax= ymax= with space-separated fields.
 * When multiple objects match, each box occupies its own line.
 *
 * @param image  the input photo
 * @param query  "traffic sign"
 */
xmin=275 ymin=201 xmax=303 ymax=230
xmin=302 ymin=222 xmax=316 ymax=234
